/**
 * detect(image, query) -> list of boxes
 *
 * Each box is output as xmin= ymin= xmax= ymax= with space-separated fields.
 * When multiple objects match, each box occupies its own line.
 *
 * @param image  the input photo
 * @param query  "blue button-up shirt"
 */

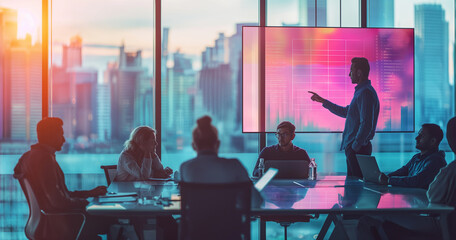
xmin=322 ymin=80 xmax=380 ymax=151
xmin=388 ymin=150 xmax=447 ymax=189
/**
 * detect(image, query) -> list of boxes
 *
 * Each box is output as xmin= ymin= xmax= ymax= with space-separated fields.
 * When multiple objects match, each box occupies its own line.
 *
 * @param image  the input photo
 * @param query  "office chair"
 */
xmin=14 ymin=173 xmax=86 ymax=240
xmin=100 ymin=165 xmax=117 ymax=185
xmin=179 ymin=181 xmax=252 ymax=240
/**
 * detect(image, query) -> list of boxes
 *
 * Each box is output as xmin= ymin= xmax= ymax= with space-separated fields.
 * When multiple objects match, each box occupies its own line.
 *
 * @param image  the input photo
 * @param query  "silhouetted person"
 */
xmin=14 ymin=117 xmax=109 ymax=239
xmin=115 ymin=126 xmax=177 ymax=240
xmin=309 ymin=57 xmax=379 ymax=178
xmin=357 ymin=118 xmax=456 ymax=240
xmin=180 ymin=115 xmax=262 ymax=206
xmin=252 ymin=121 xmax=311 ymax=177
xmin=378 ymin=124 xmax=446 ymax=189
xmin=116 ymin=126 xmax=173 ymax=181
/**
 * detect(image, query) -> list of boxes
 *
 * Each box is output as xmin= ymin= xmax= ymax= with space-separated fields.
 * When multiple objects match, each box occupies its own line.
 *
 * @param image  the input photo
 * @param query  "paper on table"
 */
xmin=148 ymin=177 xmax=173 ymax=181
xmin=87 ymin=204 xmax=126 ymax=210
xmin=98 ymin=196 xmax=137 ymax=203
xmin=99 ymin=192 xmax=138 ymax=198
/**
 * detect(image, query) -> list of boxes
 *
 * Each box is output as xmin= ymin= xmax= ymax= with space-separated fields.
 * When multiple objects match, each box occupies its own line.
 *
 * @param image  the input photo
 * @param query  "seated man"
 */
xmin=252 ymin=121 xmax=311 ymax=177
xmin=14 ymin=117 xmax=109 ymax=239
xmin=379 ymin=124 xmax=446 ymax=189
xmin=358 ymin=120 xmax=456 ymax=239
xmin=426 ymin=116 xmax=456 ymax=238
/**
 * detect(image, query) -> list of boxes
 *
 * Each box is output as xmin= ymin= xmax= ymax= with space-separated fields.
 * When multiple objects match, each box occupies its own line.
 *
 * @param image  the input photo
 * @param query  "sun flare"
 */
xmin=17 ymin=9 xmax=39 ymax=42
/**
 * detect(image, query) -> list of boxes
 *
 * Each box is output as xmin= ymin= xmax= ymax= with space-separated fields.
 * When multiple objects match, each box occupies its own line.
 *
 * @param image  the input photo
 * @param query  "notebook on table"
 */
xmin=254 ymin=168 xmax=278 ymax=191
xmin=264 ymin=160 xmax=309 ymax=179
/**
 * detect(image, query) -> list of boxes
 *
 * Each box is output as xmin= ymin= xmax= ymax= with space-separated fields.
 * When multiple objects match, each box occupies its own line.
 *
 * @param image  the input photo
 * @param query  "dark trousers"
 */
xmin=80 ymin=215 xmax=116 ymax=239
xmin=344 ymin=141 xmax=372 ymax=178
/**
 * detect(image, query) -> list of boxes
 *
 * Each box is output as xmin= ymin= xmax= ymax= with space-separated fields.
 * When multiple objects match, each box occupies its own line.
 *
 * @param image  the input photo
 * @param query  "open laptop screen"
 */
xmin=254 ymin=168 xmax=278 ymax=191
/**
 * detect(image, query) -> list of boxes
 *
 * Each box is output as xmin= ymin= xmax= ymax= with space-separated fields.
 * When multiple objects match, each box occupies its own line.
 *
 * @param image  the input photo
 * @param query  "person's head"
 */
xmin=447 ymin=117 xmax=456 ymax=153
xmin=36 ymin=117 xmax=65 ymax=151
xmin=192 ymin=115 xmax=220 ymax=153
xmin=124 ymin=126 xmax=157 ymax=155
xmin=275 ymin=121 xmax=296 ymax=148
xmin=349 ymin=57 xmax=370 ymax=84
xmin=415 ymin=124 xmax=444 ymax=151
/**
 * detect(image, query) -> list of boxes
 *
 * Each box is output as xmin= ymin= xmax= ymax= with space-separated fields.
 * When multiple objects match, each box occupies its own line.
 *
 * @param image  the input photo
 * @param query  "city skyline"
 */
xmin=0 ymin=1 xmax=455 ymax=154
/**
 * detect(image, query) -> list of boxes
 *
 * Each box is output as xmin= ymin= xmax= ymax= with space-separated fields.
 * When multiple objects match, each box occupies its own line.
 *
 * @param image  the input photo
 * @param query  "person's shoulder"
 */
xmin=118 ymin=150 xmax=136 ymax=162
xmin=429 ymin=150 xmax=446 ymax=162
xmin=443 ymin=160 xmax=456 ymax=172
xmin=293 ymin=145 xmax=307 ymax=152
xmin=359 ymin=87 xmax=378 ymax=99
xmin=261 ymin=144 xmax=278 ymax=153
xmin=180 ymin=157 xmax=198 ymax=169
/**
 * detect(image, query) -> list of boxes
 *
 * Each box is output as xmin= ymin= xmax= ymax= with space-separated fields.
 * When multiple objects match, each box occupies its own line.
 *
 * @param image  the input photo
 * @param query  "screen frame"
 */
xmin=241 ymin=26 xmax=415 ymax=133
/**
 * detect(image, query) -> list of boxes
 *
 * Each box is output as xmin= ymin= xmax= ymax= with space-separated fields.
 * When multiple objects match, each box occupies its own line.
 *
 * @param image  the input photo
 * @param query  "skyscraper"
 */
xmin=167 ymin=51 xmax=195 ymax=150
xmin=67 ymin=67 xmax=98 ymax=139
xmin=368 ymin=0 xmax=394 ymax=27
xmin=110 ymin=45 xmax=147 ymax=140
xmin=52 ymin=36 xmax=99 ymax=141
xmin=98 ymin=66 xmax=114 ymax=142
xmin=415 ymin=4 xmax=451 ymax=127
xmin=0 ymin=8 xmax=18 ymax=140
xmin=62 ymin=35 xmax=82 ymax=69
xmin=6 ymin=35 xmax=41 ymax=141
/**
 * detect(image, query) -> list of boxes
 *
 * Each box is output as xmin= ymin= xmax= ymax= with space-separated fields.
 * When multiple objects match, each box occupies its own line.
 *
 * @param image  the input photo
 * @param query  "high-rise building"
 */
xmin=52 ymin=36 xmax=99 ymax=141
xmin=415 ymin=4 xmax=451 ymax=127
xmin=0 ymin=8 xmax=18 ymax=140
xmin=6 ymin=35 xmax=41 ymax=141
xmin=67 ymin=67 xmax=98 ymax=139
xmin=167 ymin=51 xmax=195 ymax=150
xmin=368 ymin=0 xmax=394 ymax=27
xmin=110 ymin=45 xmax=147 ymax=140
xmin=62 ymin=35 xmax=82 ymax=69
xmin=97 ymin=69 xmax=113 ymax=142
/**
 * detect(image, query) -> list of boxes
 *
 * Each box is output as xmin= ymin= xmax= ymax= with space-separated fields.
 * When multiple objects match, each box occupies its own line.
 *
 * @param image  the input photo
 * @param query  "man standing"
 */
xmin=309 ymin=57 xmax=379 ymax=178
xmin=14 ymin=117 xmax=109 ymax=239
xmin=252 ymin=121 xmax=311 ymax=177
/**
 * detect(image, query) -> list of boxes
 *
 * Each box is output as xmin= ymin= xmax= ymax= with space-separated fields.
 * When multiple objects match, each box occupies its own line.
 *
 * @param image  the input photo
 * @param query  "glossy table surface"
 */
xmin=87 ymin=176 xmax=453 ymax=216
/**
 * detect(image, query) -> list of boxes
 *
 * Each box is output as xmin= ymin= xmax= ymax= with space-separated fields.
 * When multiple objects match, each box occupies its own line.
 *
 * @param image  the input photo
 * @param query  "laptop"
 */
xmin=356 ymin=154 xmax=382 ymax=183
xmin=264 ymin=160 xmax=309 ymax=179
xmin=254 ymin=168 xmax=278 ymax=191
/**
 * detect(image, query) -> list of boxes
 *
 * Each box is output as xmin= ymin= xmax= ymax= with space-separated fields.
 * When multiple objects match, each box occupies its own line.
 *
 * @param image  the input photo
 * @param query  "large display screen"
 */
xmin=243 ymin=27 xmax=414 ymax=132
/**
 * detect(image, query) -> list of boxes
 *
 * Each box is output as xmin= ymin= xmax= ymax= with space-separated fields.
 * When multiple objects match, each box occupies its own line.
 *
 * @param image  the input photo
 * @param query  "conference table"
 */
xmin=87 ymin=176 xmax=454 ymax=240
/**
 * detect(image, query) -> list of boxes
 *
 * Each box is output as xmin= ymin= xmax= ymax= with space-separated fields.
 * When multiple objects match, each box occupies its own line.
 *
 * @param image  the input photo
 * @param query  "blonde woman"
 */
xmin=116 ymin=126 xmax=173 ymax=181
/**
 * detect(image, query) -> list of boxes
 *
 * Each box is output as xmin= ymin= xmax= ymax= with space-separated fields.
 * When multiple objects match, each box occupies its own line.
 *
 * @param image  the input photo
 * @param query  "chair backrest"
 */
xmin=14 ymin=173 xmax=43 ymax=239
xmin=14 ymin=173 xmax=84 ymax=240
xmin=179 ymin=181 xmax=251 ymax=240
xmin=100 ymin=165 xmax=117 ymax=185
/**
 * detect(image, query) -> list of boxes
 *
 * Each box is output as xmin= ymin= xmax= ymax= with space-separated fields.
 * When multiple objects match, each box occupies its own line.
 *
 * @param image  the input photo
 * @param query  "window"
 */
xmin=161 ymin=0 xmax=259 ymax=173
xmin=50 ymin=0 xmax=155 ymax=161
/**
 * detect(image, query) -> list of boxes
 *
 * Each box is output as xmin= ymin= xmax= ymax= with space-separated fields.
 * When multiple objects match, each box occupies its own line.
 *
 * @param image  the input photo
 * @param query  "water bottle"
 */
xmin=258 ymin=158 xmax=265 ymax=177
xmin=309 ymin=158 xmax=317 ymax=180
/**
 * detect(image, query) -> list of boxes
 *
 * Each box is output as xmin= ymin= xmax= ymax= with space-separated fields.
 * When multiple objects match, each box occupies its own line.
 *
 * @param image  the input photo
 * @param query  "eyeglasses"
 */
xmin=275 ymin=132 xmax=291 ymax=138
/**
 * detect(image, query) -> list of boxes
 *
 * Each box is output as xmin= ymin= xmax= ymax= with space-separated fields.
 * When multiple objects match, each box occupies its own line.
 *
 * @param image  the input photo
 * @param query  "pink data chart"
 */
xmin=243 ymin=27 xmax=414 ymax=132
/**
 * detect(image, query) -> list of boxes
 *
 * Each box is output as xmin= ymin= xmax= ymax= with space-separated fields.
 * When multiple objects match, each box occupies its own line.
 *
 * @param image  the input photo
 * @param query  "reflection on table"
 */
xmin=87 ymin=176 xmax=452 ymax=215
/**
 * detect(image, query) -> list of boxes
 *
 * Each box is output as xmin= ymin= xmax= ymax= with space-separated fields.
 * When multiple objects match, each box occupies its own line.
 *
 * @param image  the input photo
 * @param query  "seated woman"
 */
xmin=116 ymin=126 xmax=173 ymax=181
xmin=180 ymin=115 xmax=262 ymax=205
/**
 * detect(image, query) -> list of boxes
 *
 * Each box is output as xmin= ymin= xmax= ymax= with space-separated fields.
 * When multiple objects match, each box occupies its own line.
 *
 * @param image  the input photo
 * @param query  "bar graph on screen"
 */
xmin=243 ymin=27 xmax=414 ymax=133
